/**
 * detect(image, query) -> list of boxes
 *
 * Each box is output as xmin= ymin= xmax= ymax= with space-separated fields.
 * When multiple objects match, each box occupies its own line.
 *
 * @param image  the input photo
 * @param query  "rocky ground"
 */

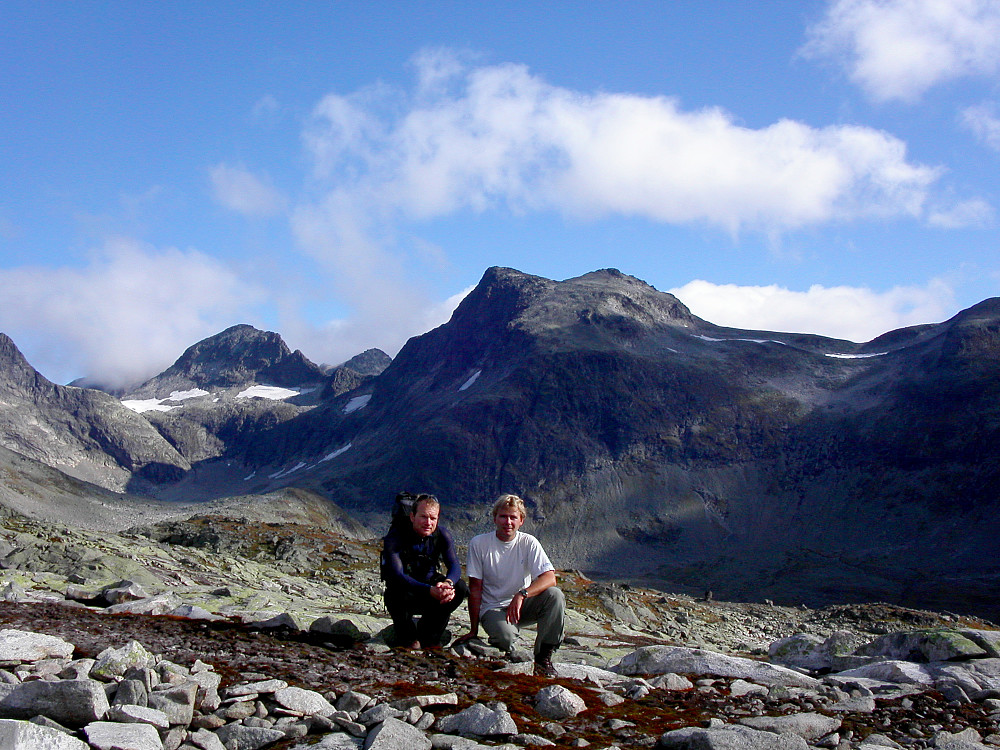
xmin=0 ymin=508 xmax=998 ymax=749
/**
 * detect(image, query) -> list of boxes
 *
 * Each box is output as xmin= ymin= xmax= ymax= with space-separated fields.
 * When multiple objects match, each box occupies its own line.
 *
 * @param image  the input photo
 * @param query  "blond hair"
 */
xmin=492 ymin=493 xmax=526 ymax=520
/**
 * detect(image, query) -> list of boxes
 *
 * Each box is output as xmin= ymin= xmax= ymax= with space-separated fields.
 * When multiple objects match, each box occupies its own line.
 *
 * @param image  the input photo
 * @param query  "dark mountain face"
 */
xmin=2 ymin=269 xmax=998 ymax=620
xmin=197 ymin=267 xmax=999 ymax=619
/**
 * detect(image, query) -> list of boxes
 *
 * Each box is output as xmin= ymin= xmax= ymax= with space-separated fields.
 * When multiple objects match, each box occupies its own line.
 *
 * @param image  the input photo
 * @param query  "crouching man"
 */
xmin=382 ymin=494 xmax=467 ymax=649
xmin=456 ymin=493 xmax=564 ymax=676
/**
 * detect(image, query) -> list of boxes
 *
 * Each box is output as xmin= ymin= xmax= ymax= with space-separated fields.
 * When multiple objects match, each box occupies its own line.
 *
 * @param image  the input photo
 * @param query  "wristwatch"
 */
xmin=518 ymin=588 xmax=529 ymax=598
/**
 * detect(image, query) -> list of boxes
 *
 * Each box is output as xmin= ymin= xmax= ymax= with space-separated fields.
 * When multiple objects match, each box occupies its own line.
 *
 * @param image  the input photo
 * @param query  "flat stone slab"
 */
xmin=613 ymin=646 xmax=820 ymax=687
xmin=0 ymin=629 xmax=75 ymax=662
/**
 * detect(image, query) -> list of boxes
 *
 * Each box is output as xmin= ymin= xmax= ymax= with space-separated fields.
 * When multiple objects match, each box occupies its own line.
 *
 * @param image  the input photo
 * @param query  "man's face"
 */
xmin=411 ymin=502 xmax=440 ymax=537
xmin=493 ymin=507 xmax=524 ymax=541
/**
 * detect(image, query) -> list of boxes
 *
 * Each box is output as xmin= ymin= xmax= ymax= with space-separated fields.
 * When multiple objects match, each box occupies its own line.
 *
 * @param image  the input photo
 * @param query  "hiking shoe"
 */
xmin=533 ymin=643 xmax=558 ymax=677
xmin=533 ymin=655 xmax=557 ymax=677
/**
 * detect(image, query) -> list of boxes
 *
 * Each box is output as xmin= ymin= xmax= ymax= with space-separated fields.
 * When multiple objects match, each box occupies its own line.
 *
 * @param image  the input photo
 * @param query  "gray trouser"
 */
xmin=480 ymin=586 xmax=565 ymax=657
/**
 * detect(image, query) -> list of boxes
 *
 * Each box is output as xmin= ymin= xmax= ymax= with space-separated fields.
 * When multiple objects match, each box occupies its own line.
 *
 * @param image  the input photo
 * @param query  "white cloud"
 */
xmin=803 ymin=0 xmax=1000 ymax=103
xmin=962 ymin=101 xmax=1000 ymax=150
xmin=209 ymin=163 xmax=285 ymax=217
xmin=927 ymin=197 xmax=994 ymax=228
xmin=669 ymin=278 xmax=955 ymax=342
xmin=301 ymin=49 xmax=941 ymax=239
xmin=280 ymin=282 xmax=473 ymax=369
xmin=0 ymin=237 xmax=263 ymax=388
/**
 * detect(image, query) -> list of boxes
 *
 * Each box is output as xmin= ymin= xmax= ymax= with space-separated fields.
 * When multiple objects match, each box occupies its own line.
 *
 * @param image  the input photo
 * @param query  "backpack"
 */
xmin=385 ymin=491 xmax=419 ymax=536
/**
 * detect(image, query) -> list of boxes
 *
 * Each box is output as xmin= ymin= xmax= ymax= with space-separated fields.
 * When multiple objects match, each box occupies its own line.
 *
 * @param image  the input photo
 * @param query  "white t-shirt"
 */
xmin=467 ymin=531 xmax=554 ymax=613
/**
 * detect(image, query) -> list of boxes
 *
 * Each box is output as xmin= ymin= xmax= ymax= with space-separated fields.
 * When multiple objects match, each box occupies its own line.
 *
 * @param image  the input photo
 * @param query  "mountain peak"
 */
xmin=127 ymin=324 xmax=325 ymax=398
xmin=0 ymin=332 xmax=55 ymax=393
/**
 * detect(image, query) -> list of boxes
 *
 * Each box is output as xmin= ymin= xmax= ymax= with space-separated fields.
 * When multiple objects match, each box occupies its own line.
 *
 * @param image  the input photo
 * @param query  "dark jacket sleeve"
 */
xmin=437 ymin=526 xmax=463 ymax=585
xmin=383 ymin=530 xmax=431 ymax=592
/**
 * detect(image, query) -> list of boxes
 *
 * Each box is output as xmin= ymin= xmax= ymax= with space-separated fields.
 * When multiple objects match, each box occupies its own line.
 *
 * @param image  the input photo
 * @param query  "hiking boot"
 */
xmin=533 ymin=643 xmax=558 ymax=677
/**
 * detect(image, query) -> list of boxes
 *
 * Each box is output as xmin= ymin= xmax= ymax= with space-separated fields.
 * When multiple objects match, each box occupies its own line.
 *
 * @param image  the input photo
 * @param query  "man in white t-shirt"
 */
xmin=455 ymin=494 xmax=565 ymax=676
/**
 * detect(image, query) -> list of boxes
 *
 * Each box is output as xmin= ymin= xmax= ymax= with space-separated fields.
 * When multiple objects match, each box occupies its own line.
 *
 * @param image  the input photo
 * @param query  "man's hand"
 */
xmin=452 ymin=631 xmax=478 ymax=646
xmin=429 ymin=580 xmax=455 ymax=603
xmin=506 ymin=592 xmax=524 ymax=625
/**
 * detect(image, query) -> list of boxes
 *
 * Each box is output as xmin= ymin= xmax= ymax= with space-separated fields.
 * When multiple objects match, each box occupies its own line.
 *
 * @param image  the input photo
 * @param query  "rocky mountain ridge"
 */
xmin=0 ymin=267 xmax=997 ymax=622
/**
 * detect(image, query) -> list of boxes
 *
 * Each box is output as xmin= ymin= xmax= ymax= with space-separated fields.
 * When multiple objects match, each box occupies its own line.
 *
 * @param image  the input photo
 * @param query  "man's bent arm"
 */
xmin=525 ymin=569 xmax=556 ymax=597
xmin=455 ymin=578 xmax=483 ymax=642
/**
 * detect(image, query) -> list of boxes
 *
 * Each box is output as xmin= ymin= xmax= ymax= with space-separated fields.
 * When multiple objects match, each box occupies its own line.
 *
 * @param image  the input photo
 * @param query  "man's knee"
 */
xmin=480 ymin=609 xmax=517 ymax=651
xmin=531 ymin=586 xmax=565 ymax=617
xmin=539 ymin=586 xmax=564 ymax=606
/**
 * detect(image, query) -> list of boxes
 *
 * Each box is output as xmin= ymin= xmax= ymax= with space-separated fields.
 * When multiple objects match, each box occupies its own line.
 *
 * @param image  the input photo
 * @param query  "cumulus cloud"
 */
xmin=669 ymin=278 xmax=955 ymax=342
xmin=927 ymin=197 xmax=994 ymax=228
xmin=962 ymin=102 xmax=1000 ymax=150
xmin=210 ymin=163 xmax=285 ymax=217
xmin=301 ymin=50 xmax=941 ymax=237
xmin=802 ymin=0 xmax=1000 ymax=103
xmin=0 ymin=238 xmax=264 ymax=388
xmin=282 ymin=49 xmax=964 ymax=368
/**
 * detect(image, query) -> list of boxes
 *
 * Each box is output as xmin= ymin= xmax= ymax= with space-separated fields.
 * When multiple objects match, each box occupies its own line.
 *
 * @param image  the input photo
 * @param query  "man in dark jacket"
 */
xmin=382 ymin=494 xmax=467 ymax=649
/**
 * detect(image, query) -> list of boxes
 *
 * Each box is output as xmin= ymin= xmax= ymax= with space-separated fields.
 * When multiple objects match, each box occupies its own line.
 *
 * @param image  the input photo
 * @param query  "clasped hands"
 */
xmin=429 ymin=579 xmax=456 ymax=603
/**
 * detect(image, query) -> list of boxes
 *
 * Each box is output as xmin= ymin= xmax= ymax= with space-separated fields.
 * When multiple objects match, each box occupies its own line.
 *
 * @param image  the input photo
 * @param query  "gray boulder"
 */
xmin=169 ymin=604 xmax=223 ymax=621
xmin=83 ymin=720 xmax=162 ymax=750
xmin=106 ymin=593 xmax=180 ymax=616
xmin=534 ymin=685 xmax=587 ymax=720
xmin=113 ymin=678 xmax=148 ymax=707
xmin=100 ymin=581 xmax=148 ymax=605
xmin=358 ymin=703 xmax=405 ymax=726
xmin=434 ymin=701 xmax=517 ymax=737
xmin=857 ymin=631 xmax=988 ymax=663
xmin=363 ymin=716 xmax=432 ymax=749
xmin=0 ymin=678 xmax=110 ymax=726
xmin=216 ymin=723 xmax=287 ymax=750
xmin=0 ymin=629 xmax=75 ymax=662
xmin=105 ymin=703 xmax=170 ymax=729
xmin=833 ymin=660 xmax=935 ymax=686
xmin=147 ymin=681 xmax=197 ymax=725
xmin=91 ymin=641 xmax=157 ymax=680
xmin=738 ymin=713 xmax=841 ymax=740
xmin=388 ymin=693 xmax=459 ymax=710
xmin=0 ymin=718 xmax=89 ymax=749
xmin=336 ymin=690 xmax=374 ymax=715
xmin=768 ymin=631 xmax=866 ymax=672
xmin=960 ymin=630 xmax=1000 ymax=658
xmin=301 ymin=732 xmax=365 ymax=748
xmin=225 ymin=678 xmax=288 ymax=697
xmin=274 ymin=685 xmax=337 ymax=716
xmin=658 ymin=723 xmax=809 ymax=749
xmin=188 ymin=727 xmax=228 ymax=750
xmin=311 ymin=616 xmax=371 ymax=642
xmin=614 ymin=646 xmax=820 ymax=687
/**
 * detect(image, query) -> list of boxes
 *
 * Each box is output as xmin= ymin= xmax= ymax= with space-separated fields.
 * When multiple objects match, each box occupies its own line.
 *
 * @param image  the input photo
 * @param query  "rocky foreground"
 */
xmin=0 ymin=510 xmax=998 ymax=749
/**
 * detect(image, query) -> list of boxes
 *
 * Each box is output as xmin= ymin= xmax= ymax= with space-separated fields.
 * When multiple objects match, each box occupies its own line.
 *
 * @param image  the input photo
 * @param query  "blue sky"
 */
xmin=2 ymin=1 xmax=998 ymax=387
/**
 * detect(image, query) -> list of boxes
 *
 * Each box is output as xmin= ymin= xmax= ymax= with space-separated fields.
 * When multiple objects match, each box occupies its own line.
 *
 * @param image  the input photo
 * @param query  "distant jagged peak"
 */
xmin=0 ymin=332 xmax=56 ymax=392
xmin=338 ymin=348 xmax=392 ymax=377
xmin=126 ymin=323 xmax=326 ymax=399
xmin=450 ymin=266 xmax=692 ymax=328
xmin=447 ymin=266 xmax=697 ymax=344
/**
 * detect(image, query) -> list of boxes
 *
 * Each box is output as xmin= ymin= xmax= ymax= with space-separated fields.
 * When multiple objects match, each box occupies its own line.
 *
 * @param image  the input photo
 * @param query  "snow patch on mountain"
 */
xmin=321 ymin=443 xmax=352 ymax=462
xmin=344 ymin=395 xmax=371 ymax=414
xmin=237 ymin=385 xmax=313 ymax=400
xmin=460 ymin=370 xmax=482 ymax=391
